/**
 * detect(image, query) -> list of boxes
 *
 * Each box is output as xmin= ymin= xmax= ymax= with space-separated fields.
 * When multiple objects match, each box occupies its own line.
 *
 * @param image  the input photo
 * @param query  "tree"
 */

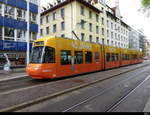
xmin=139 ymin=0 xmax=150 ymax=16
xmin=141 ymin=0 xmax=150 ymax=8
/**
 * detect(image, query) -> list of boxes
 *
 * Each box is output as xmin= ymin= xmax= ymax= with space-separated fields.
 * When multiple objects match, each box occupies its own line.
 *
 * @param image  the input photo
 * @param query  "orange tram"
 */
xmin=26 ymin=36 xmax=143 ymax=79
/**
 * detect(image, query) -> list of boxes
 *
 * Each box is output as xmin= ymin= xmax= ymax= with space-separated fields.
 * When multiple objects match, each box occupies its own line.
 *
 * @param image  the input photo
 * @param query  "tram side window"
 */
xmin=127 ymin=54 xmax=130 ymax=60
xmin=111 ymin=53 xmax=115 ymax=61
xmin=75 ymin=51 xmax=83 ymax=64
xmin=42 ymin=47 xmax=55 ymax=63
xmin=95 ymin=52 xmax=100 ymax=62
xmin=122 ymin=54 xmax=124 ymax=60
xmin=61 ymin=50 xmax=71 ymax=65
xmin=106 ymin=53 xmax=110 ymax=62
xmin=85 ymin=51 xmax=92 ymax=63
xmin=115 ymin=53 xmax=119 ymax=61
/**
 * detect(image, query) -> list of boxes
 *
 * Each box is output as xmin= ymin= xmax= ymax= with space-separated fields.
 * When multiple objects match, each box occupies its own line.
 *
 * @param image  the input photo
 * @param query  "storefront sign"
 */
xmin=3 ymin=41 xmax=17 ymax=50
xmin=17 ymin=42 xmax=27 ymax=51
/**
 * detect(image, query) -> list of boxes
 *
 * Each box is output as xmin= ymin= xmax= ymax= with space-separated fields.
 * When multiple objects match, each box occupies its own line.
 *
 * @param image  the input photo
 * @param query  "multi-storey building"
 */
xmin=138 ymin=29 xmax=146 ymax=56
xmin=0 ymin=0 xmax=40 ymax=68
xmin=129 ymin=28 xmax=140 ymax=51
xmin=146 ymin=40 xmax=150 ymax=59
xmin=40 ymin=0 xmax=107 ymax=45
xmin=129 ymin=28 xmax=146 ymax=56
xmin=106 ymin=5 xmax=129 ymax=49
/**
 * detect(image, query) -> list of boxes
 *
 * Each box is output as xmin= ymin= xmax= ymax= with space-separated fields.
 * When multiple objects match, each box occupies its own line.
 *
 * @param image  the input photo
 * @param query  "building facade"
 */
xmin=129 ymin=28 xmax=146 ymax=56
xmin=0 ymin=0 xmax=40 ymax=68
xmin=106 ymin=5 xmax=129 ymax=49
xmin=40 ymin=0 xmax=107 ymax=45
xmin=138 ymin=29 xmax=146 ymax=56
xmin=129 ymin=28 xmax=140 ymax=51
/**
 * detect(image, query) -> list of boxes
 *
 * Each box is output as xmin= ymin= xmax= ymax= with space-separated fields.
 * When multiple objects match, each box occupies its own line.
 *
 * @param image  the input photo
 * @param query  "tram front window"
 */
xmin=30 ymin=46 xmax=55 ymax=64
xmin=30 ymin=46 xmax=44 ymax=63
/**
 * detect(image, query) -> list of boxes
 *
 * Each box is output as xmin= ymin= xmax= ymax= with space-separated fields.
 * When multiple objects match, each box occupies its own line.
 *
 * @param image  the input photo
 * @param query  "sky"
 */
xmin=40 ymin=0 xmax=150 ymax=40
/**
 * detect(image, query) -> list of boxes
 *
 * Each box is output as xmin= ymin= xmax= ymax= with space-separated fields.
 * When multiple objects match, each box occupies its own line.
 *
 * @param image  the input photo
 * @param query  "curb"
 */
xmin=0 ymin=75 xmax=27 ymax=82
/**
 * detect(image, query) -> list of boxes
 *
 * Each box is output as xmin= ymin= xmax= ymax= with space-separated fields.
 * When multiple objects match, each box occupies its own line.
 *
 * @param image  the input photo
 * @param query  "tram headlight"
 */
xmin=33 ymin=67 xmax=40 ymax=70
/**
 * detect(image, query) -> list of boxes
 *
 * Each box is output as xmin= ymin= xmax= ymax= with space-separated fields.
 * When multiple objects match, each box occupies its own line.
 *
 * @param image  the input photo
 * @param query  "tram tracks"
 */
xmin=104 ymin=75 xmax=150 ymax=112
xmin=0 ymin=63 xmax=150 ymax=112
xmin=62 ymin=68 xmax=150 ymax=112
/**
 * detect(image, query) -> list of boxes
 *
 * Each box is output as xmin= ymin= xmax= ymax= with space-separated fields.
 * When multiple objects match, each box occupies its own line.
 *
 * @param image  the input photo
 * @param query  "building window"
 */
xmin=5 ymin=5 xmax=15 ymax=18
xmin=102 ymin=28 xmax=104 ymax=35
xmin=111 ymin=32 xmax=113 ymax=39
xmin=96 ymin=14 xmax=99 ymax=22
xmin=101 ymin=7 xmax=104 ymax=13
xmin=17 ymin=8 xmax=26 ymax=21
xmin=107 ymin=40 xmax=109 ymax=45
xmin=30 ymin=32 xmax=37 ymax=41
xmin=81 ymin=33 xmax=85 ymax=41
xmin=75 ymin=51 xmax=83 ymax=64
xmin=61 ymin=21 xmax=65 ymax=30
xmin=17 ymin=29 xmax=26 ymax=41
xmin=61 ymin=8 xmax=65 ymax=19
xmin=102 ymin=17 xmax=104 ymax=25
xmin=107 ymin=20 xmax=109 ymax=28
xmin=96 ymin=26 xmax=99 ymax=34
xmin=89 ymin=23 xmax=92 ymax=32
xmin=40 ymin=18 xmax=43 ymax=25
xmin=81 ymin=20 xmax=85 ymax=29
xmin=40 ymin=29 xmax=43 ymax=36
xmin=115 ymin=33 xmax=117 ymax=39
xmin=53 ymin=24 xmax=57 ymax=33
xmin=30 ymin=12 xmax=37 ymax=24
xmin=4 ymin=27 xmax=14 ymax=40
xmin=118 ymin=34 xmax=120 ymax=40
xmin=107 ymin=30 xmax=109 ymax=37
xmin=53 ymin=12 xmax=56 ymax=20
xmin=61 ymin=50 xmax=71 ymax=65
xmin=89 ymin=35 xmax=92 ymax=42
xmin=111 ymin=22 xmax=113 ymax=30
xmin=111 ymin=41 xmax=114 ymax=46
xmin=46 ymin=15 xmax=49 ymax=23
xmin=96 ymin=37 xmax=99 ymax=43
xmin=89 ymin=11 xmax=92 ymax=19
xmin=46 ymin=26 xmax=49 ymax=34
xmin=80 ymin=6 xmax=84 ymax=15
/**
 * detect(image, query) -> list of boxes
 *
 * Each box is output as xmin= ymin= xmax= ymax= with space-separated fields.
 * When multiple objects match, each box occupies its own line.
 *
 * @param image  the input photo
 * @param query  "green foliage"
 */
xmin=142 ymin=0 xmax=150 ymax=8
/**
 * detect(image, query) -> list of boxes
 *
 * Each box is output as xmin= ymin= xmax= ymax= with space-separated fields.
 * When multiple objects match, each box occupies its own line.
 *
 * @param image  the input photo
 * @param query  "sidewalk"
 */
xmin=0 ymin=68 xmax=27 ymax=82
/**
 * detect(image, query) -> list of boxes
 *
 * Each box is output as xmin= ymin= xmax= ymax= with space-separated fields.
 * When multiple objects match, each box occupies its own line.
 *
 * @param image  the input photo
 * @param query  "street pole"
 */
xmin=26 ymin=0 xmax=30 ymax=65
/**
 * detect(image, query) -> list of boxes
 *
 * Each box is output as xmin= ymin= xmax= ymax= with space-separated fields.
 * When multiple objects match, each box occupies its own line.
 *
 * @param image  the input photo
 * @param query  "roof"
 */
xmin=41 ymin=0 xmax=101 ymax=16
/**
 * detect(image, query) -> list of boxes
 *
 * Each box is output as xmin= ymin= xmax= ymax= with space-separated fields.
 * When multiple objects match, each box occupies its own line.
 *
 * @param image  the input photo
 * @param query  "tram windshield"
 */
xmin=30 ymin=46 xmax=55 ymax=64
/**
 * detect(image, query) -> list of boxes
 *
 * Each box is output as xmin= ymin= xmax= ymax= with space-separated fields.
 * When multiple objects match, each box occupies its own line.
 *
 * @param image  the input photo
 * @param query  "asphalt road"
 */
xmin=16 ymin=64 xmax=150 ymax=112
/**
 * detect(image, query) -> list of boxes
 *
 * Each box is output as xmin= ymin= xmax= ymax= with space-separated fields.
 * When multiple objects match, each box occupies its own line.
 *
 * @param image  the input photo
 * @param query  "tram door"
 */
xmin=101 ymin=39 xmax=106 ymax=70
xmin=119 ymin=49 xmax=122 ymax=66
xmin=71 ymin=56 xmax=75 ymax=72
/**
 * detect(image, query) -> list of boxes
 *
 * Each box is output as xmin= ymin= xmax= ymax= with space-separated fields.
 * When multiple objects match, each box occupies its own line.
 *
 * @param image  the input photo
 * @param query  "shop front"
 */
xmin=0 ymin=40 xmax=32 ymax=68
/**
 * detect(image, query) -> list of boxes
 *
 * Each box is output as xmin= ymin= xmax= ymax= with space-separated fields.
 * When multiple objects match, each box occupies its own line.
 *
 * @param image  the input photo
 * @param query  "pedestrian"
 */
xmin=3 ymin=53 xmax=11 ymax=74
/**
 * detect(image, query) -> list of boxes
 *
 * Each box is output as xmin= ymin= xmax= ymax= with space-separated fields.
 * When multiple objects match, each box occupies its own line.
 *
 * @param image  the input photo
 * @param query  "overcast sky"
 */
xmin=41 ymin=0 xmax=150 ymax=40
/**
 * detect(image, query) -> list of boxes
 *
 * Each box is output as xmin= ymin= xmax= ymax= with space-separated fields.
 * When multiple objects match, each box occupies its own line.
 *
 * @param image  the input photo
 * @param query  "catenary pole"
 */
xmin=26 ymin=0 xmax=30 ymax=64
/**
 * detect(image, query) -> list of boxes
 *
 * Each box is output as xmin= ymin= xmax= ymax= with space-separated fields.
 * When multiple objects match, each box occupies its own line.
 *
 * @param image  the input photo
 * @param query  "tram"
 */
xmin=26 ymin=36 xmax=143 ymax=79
